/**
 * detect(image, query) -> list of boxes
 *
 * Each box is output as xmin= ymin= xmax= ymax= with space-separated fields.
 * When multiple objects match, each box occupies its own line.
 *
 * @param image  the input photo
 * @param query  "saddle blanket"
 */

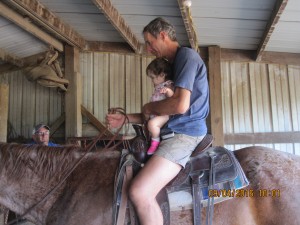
xmin=168 ymin=170 xmax=249 ymax=211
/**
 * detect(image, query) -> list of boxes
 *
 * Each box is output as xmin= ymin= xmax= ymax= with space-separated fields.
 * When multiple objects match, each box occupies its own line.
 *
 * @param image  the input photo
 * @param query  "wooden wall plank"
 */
xmin=230 ymin=62 xmax=239 ymax=133
xmin=268 ymin=64 xmax=279 ymax=131
xmin=49 ymin=88 xmax=62 ymax=125
xmin=9 ymin=72 xmax=23 ymax=136
xmin=221 ymin=62 xmax=233 ymax=133
xmin=0 ymin=83 xmax=9 ymax=142
xmin=208 ymin=46 xmax=224 ymax=146
xmin=65 ymin=46 xmax=82 ymax=139
xmin=80 ymin=53 xmax=93 ymax=123
xmin=288 ymin=65 xmax=300 ymax=131
xmin=22 ymin=76 xmax=36 ymax=137
xmin=275 ymin=65 xmax=285 ymax=131
xmin=94 ymin=52 xmax=109 ymax=122
xmin=141 ymin=56 xmax=154 ymax=106
xmin=225 ymin=131 xmax=300 ymax=144
xmin=260 ymin=64 xmax=272 ymax=131
xmin=279 ymin=64 xmax=292 ymax=131
xmin=35 ymin=84 xmax=49 ymax=125
xmin=125 ymin=55 xmax=141 ymax=114
xmin=109 ymin=53 xmax=125 ymax=109
xmin=241 ymin=63 xmax=252 ymax=132
xmin=249 ymin=63 xmax=259 ymax=132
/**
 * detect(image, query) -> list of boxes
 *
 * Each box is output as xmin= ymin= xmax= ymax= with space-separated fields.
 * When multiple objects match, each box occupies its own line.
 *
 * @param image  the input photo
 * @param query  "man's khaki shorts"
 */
xmin=154 ymin=133 xmax=205 ymax=167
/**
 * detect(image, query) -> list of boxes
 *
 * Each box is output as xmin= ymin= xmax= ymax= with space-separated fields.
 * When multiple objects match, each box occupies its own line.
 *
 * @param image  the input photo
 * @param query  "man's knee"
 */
xmin=128 ymin=182 xmax=148 ymax=205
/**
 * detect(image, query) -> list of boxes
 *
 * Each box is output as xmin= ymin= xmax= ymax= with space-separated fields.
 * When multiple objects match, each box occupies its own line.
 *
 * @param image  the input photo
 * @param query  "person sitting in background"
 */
xmin=30 ymin=124 xmax=60 ymax=146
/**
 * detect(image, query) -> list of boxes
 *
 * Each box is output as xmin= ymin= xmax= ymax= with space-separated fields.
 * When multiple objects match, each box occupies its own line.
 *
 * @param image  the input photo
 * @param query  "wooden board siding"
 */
xmin=80 ymin=52 xmax=154 ymax=136
xmin=222 ymin=61 xmax=300 ymax=154
xmin=2 ymin=71 xmax=63 ymax=140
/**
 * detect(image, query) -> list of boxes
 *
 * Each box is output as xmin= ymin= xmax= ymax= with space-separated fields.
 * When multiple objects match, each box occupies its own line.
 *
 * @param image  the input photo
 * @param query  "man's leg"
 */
xmin=128 ymin=155 xmax=181 ymax=225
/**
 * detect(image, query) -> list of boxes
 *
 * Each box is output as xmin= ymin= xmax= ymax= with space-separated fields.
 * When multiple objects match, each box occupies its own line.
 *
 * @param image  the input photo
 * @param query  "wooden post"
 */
xmin=64 ymin=45 xmax=82 ymax=140
xmin=208 ymin=46 xmax=224 ymax=146
xmin=0 ymin=83 xmax=9 ymax=142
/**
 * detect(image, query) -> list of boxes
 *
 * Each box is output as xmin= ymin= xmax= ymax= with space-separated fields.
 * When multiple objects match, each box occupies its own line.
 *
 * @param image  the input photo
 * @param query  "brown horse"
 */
xmin=0 ymin=142 xmax=299 ymax=225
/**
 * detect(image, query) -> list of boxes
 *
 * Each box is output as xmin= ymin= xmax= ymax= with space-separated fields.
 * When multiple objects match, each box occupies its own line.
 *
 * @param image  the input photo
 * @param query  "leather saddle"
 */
xmin=167 ymin=146 xmax=237 ymax=191
xmin=113 ymin=125 xmax=249 ymax=225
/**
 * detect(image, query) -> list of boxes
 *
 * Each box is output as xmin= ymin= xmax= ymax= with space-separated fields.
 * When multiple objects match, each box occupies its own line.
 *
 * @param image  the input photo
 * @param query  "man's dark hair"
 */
xmin=146 ymin=57 xmax=173 ymax=80
xmin=143 ymin=17 xmax=177 ymax=41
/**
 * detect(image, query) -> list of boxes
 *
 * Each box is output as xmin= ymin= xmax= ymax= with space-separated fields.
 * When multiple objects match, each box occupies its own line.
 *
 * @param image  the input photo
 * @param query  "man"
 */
xmin=31 ymin=124 xmax=59 ymax=146
xmin=106 ymin=17 xmax=209 ymax=225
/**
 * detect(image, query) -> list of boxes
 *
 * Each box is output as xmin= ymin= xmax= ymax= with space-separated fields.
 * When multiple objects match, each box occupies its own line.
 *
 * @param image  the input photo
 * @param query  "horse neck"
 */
xmin=0 ymin=143 xmax=79 ymax=224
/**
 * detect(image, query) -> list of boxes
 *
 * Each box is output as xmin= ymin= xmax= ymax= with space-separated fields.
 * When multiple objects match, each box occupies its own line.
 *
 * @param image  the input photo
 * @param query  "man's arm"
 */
xmin=142 ymin=87 xmax=191 ymax=117
xmin=106 ymin=112 xmax=144 ymax=128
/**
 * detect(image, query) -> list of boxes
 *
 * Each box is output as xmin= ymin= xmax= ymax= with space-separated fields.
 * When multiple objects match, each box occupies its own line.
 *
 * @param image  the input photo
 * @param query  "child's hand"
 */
xmin=160 ymin=87 xmax=174 ymax=97
xmin=160 ymin=87 xmax=169 ymax=94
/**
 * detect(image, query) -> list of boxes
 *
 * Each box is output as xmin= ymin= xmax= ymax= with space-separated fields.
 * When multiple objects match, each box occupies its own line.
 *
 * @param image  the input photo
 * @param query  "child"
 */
xmin=146 ymin=57 xmax=174 ymax=155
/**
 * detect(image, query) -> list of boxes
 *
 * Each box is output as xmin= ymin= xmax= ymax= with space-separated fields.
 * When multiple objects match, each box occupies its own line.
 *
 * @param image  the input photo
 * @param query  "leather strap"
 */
xmin=206 ymin=153 xmax=216 ymax=225
xmin=116 ymin=165 xmax=133 ymax=225
xmin=192 ymin=183 xmax=202 ymax=225
xmin=191 ymin=170 xmax=204 ymax=225
xmin=191 ymin=134 xmax=213 ymax=157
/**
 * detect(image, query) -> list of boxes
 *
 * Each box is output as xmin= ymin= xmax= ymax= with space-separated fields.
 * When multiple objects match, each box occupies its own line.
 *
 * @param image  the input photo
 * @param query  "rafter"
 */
xmin=256 ymin=0 xmax=288 ymax=61
xmin=0 ymin=2 xmax=63 ymax=52
xmin=0 ymin=51 xmax=48 ymax=74
xmin=0 ymin=47 xmax=24 ymax=67
xmin=91 ymin=0 xmax=142 ymax=54
xmin=7 ymin=0 xmax=86 ymax=49
xmin=178 ymin=0 xmax=199 ymax=53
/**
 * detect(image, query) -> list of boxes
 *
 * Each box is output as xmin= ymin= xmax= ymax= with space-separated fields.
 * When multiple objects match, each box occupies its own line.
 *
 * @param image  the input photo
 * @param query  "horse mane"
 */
xmin=0 ymin=143 xmax=85 ymax=182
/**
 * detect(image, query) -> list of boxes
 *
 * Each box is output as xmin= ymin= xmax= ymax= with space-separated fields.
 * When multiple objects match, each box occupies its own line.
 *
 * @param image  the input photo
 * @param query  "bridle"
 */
xmin=6 ymin=108 xmax=129 ymax=225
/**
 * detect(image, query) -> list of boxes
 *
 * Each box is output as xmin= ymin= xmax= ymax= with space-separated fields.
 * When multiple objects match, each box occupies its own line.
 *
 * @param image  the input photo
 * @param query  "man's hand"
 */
xmin=105 ymin=113 xmax=126 ymax=128
xmin=142 ymin=103 xmax=151 ymax=121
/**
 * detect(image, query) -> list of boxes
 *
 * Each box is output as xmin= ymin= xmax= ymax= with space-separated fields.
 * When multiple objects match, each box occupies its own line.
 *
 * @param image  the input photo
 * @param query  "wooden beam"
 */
xmin=0 ymin=2 xmax=63 ymax=52
xmin=81 ymin=105 xmax=113 ymax=137
xmin=86 ymin=41 xmax=134 ymax=53
xmin=221 ymin=49 xmax=300 ymax=65
xmin=49 ymin=114 xmax=65 ymax=135
xmin=0 ymin=83 xmax=9 ymax=142
xmin=256 ymin=0 xmax=288 ymax=61
xmin=225 ymin=132 xmax=300 ymax=145
xmin=178 ymin=0 xmax=199 ymax=53
xmin=208 ymin=46 xmax=224 ymax=146
xmin=7 ymin=0 xmax=86 ymax=49
xmin=91 ymin=0 xmax=142 ymax=54
xmin=0 ymin=51 xmax=48 ymax=74
xmin=0 ymin=47 xmax=23 ymax=67
xmin=64 ymin=46 xmax=82 ymax=139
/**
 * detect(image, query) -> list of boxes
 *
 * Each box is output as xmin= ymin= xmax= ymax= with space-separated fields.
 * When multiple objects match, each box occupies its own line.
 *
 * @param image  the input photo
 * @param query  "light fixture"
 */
xmin=183 ymin=0 xmax=192 ymax=7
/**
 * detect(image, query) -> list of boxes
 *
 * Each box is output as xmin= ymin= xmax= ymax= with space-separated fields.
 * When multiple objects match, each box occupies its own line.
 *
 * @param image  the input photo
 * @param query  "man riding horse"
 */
xmin=106 ymin=17 xmax=209 ymax=225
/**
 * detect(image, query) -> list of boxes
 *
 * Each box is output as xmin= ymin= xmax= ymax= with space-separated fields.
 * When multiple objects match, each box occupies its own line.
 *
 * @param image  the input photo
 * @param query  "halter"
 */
xmin=6 ymin=108 xmax=129 ymax=225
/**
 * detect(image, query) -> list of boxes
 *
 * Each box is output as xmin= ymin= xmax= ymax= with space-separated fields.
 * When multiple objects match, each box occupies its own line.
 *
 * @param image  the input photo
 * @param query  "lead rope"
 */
xmin=7 ymin=108 xmax=129 ymax=225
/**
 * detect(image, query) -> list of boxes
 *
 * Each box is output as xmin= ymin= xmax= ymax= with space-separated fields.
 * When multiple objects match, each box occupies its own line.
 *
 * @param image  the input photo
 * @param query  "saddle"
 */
xmin=113 ymin=125 xmax=249 ymax=225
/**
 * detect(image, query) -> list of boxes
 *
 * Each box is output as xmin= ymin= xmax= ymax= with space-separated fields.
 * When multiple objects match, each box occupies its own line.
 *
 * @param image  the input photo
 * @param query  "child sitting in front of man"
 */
xmin=146 ymin=57 xmax=174 ymax=155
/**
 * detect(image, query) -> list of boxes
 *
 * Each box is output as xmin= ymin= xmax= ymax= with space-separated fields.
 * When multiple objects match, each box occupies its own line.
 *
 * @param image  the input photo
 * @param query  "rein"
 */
xmin=7 ymin=108 xmax=129 ymax=225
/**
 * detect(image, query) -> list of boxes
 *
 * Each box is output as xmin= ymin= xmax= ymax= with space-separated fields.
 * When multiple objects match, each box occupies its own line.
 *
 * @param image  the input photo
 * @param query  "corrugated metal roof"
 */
xmin=0 ymin=0 xmax=299 ymax=65
xmin=266 ymin=0 xmax=300 ymax=53
xmin=0 ymin=17 xmax=48 ymax=58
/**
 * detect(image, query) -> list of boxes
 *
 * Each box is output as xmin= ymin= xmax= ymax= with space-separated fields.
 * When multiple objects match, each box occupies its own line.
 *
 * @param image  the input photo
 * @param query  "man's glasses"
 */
xmin=35 ymin=131 xmax=50 ymax=136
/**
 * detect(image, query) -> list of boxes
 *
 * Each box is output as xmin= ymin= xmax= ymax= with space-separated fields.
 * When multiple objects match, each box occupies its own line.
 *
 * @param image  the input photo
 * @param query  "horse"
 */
xmin=0 ymin=142 xmax=300 ymax=225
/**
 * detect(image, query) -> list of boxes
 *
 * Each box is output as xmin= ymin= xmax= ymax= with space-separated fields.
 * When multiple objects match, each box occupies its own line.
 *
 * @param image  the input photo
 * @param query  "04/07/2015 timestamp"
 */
xmin=208 ymin=189 xmax=281 ymax=198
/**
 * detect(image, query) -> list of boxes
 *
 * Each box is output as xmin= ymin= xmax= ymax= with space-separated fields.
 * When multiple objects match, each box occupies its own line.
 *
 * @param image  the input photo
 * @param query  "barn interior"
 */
xmin=0 ymin=0 xmax=299 ymax=154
